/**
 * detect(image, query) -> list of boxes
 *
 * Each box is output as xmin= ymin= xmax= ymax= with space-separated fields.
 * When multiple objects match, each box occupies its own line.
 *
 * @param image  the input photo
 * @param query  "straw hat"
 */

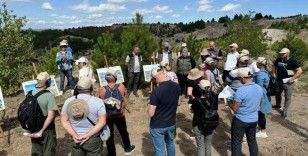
xmin=67 ymin=99 xmax=89 ymax=121
xmin=37 ymin=72 xmax=50 ymax=81
xmin=198 ymin=80 xmax=211 ymax=90
xmin=187 ymin=68 xmax=204 ymax=80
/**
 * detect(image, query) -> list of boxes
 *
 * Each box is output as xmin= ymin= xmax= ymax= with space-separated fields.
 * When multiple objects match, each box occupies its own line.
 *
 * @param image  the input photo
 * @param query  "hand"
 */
xmin=80 ymin=134 xmax=91 ymax=145
xmin=30 ymin=130 xmax=43 ymax=138
xmin=73 ymin=134 xmax=82 ymax=143
xmin=288 ymin=78 xmax=295 ymax=83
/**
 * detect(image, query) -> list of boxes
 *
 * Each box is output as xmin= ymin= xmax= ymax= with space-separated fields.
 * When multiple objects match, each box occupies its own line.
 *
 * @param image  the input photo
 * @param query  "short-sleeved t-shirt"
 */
xmin=61 ymin=94 xmax=106 ymax=135
xmin=274 ymin=58 xmax=300 ymax=82
xmin=207 ymin=48 xmax=223 ymax=60
xmin=187 ymin=80 xmax=203 ymax=98
xmin=32 ymin=88 xmax=57 ymax=116
xmin=233 ymin=82 xmax=263 ymax=123
xmin=149 ymin=81 xmax=181 ymax=128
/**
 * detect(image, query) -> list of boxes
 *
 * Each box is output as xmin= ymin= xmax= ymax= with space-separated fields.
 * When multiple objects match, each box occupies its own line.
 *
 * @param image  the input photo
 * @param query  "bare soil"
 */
xmin=0 ymin=90 xmax=307 ymax=156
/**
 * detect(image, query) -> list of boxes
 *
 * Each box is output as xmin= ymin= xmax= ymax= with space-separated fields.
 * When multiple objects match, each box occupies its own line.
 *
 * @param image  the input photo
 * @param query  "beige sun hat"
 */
xmin=77 ymin=77 xmax=93 ymax=90
xmin=37 ymin=72 xmax=51 ymax=81
xmin=229 ymin=43 xmax=238 ymax=48
xmin=279 ymin=48 xmax=290 ymax=54
xmin=181 ymin=43 xmax=187 ymax=47
xmin=59 ymin=40 xmax=68 ymax=47
xmin=198 ymin=79 xmax=211 ymax=90
xmin=257 ymin=57 xmax=267 ymax=65
xmin=240 ymin=49 xmax=250 ymax=55
xmin=238 ymin=53 xmax=250 ymax=63
xmin=187 ymin=68 xmax=204 ymax=80
xmin=76 ymin=57 xmax=88 ymax=64
xmin=204 ymin=57 xmax=215 ymax=65
xmin=67 ymin=99 xmax=89 ymax=121
xmin=200 ymin=48 xmax=210 ymax=56
xmin=106 ymin=68 xmax=117 ymax=78
xmin=238 ymin=67 xmax=252 ymax=78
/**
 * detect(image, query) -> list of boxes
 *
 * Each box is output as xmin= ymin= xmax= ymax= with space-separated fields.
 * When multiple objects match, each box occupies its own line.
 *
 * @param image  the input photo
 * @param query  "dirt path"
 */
xmin=1 ymin=92 xmax=308 ymax=156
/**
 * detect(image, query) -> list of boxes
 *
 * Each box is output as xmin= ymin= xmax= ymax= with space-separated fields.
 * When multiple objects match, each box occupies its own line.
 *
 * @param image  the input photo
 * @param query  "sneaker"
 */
xmin=70 ymin=89 xmax=74 ymax=95
xmin=59 ymin=91 xmax=63 ymax=95
xmin=124 ymin=145 xmax=135 ymax=155
xmin=256 ymin=131 xmax=268 ymax=138
xmin=272 ymin=105 xmax=281 ymax=109
xmin=281 ymin=111 xmax=288 ymax=118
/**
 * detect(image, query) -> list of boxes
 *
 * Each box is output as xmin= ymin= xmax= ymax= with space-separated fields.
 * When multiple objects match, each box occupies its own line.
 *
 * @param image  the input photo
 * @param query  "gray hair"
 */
xmin=105 ymin=74 xmax=116 ymax=83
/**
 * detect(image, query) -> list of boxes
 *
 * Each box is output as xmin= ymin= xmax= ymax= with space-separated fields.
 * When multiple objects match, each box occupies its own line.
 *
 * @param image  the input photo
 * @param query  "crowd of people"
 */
xmin=19 ymin=39 xmax=303 ymax=156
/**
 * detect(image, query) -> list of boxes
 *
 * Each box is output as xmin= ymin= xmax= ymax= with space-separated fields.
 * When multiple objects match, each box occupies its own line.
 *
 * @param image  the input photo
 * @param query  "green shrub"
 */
xmin=0 ymin=3 xmax=34 ymax=95
xmin=38 ymin=47 xmax=60 ymax=75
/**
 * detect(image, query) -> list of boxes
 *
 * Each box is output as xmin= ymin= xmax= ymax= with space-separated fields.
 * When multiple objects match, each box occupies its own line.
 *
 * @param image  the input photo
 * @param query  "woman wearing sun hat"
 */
xmin=253 ymin=57 xmax=272 ymax=138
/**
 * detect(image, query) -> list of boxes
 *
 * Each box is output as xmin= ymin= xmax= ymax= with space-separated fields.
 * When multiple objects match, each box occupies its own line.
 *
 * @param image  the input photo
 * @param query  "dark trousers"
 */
xmin=258 ymin=111 xmax=266 ymax=130
xmin=177 ymin=74 xmax=188 ymax=95
xmin=59 ymin=69 xmax=75 ymax=91
xmin=71 ymin=136 xmax=103 ymax=156
xmin=127 ymin=72 xmax=140 ymax=94
xmin=231 ymin=117 xmax=258 ymax=156
xmin=31 ymin=129 xmax=57 ymax=156
xmin=106 ymin=116 xmax=132 ymax=156
xmin=222 ymin=70 xmax=231 ymax=82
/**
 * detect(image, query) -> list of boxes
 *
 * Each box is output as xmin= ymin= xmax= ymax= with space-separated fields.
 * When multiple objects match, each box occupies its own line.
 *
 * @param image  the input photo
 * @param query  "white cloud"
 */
xmin=219 ymin=3 xmax=241 ymax=12
xmin=155 ymin=15 xmax=162 ymax=19
xmin=107 ymin=0 xmax=147 ymax=3
xmin=8 ymin=0 xmax=37 ymax=2
xmin=88 ymin=14 xmax=103 ymax=19
xmin=72 ymin=0 xmax=126 ymax=13
xmin=197 ymin=0 xmax=214 ymax=12
xmin=134 ymin=5 xmax=173 ymax=15
xmin=172 ymin=14 xmax=180 ymax=18
xmin=58 ymin=15 xmax=78 ymax=20
xmin=41 ymin=2 xmax=53 ymax=10
xmin=184 ymin=5 xmax=191 ymax=11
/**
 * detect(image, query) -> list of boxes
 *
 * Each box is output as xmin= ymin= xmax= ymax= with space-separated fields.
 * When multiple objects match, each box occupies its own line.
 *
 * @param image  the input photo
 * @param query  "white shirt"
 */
xmin=162 ymin=52 xmax=169 ymax=64
xmin=224 ymin=51 xmax=239 ymax=71
xmin=79 ymin=66 xmax=94 ymax=80
xmin=125 ymin=54 xmax=141 ymax=73
xmin=248 ymin=61 xmax=260 ymax=74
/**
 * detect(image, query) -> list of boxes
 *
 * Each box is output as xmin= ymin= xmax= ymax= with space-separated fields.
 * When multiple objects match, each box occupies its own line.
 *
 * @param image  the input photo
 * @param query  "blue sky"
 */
xmin=4 ymin=0 xmax=308 ymax=29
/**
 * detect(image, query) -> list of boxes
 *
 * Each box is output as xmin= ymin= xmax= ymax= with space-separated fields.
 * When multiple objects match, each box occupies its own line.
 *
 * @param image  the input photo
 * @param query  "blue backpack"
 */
xmin=104 ymin=84 xmax=123 ymax=116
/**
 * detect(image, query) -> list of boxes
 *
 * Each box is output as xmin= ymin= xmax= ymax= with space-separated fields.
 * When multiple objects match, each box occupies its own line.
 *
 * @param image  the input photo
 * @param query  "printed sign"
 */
xmin=0 ymin=87 xmax=5 ymax=111
xmin=143 ymin=64 xmax=160 ymax=82
xmin=22 ymin=78 xmax=61 ymax=96
xmin=97 ymin=66 xmax=125 ymax=87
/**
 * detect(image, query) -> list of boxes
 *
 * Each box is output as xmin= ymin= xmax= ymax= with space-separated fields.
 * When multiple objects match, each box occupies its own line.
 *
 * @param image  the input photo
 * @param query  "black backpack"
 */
xmin=266 ymin=73 xmax=281 ymax=96
xmin=18 ymin=90 xmax=49 ymax=133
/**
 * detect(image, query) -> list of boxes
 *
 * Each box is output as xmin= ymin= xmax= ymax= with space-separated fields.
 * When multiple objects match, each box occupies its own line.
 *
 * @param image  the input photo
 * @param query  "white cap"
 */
xmin=37 ymin=72 xmax=50 ymax=81
xmin=77 ymin=77 xmax=93 ymax=90
xmin=181 ymin=43 xmax=187 ymax=47
xmin=151 ymin=67 xmax=162 ymax=77
xmin=257 ymin=57 xmax=267 ymax=65
xmin=198 ymin=80 xmax=211 ymax=90
xmin=238 ymin=67 xmax=252 ymax=78
xmin=229 ymin=43 xmax=238 ymax=48
xmin=240 ymin=49 xmax=250 ymax=55
xmin=76 ymin=57 xmax=88 ymax=64
xmin=59 ymin=41 xmax=68 ymax=47
xmin=205 ymin=57 xmax=215 ymax=65
xmin=279 ymin=48 xmax=290 ymax=54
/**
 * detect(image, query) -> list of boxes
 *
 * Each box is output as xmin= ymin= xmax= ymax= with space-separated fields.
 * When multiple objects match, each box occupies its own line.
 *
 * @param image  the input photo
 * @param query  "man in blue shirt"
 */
xmin=228 ymin=67 xmax=263 ymax=156
xmin=148 ymin=67 xmax=181 ymax=156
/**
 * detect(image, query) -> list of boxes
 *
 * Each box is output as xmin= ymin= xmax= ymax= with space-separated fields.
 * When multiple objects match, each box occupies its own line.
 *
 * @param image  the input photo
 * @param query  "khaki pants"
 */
xmin=71 ymin=136 xmax=103 ymax=156
xmin=31 ymin=129 xmax=57 ymax=156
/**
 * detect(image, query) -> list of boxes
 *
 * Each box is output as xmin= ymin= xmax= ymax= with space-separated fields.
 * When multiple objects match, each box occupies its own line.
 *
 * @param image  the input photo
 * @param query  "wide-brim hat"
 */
xmin=238 ymin=53 xmax=250 ymax=63
xmin=187 ymin=68 xmax=204 ymax=80
xmin=67 ymin=99 xmax=89 ymax=121
xmin=37 ymin=72 xmax=50 ymax=81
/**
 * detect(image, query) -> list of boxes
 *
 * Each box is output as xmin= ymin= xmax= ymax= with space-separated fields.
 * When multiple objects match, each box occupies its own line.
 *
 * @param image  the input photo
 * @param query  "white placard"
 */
xmin=21 ymin=78 xmax=61 ymax=96
xmin=218 ymin=85 xmax=235 ymax=99
xmin=143 ymin=64 xmax=160 ymax=82
xmin=97 ymin=66 xmax=125 ymax=87
xmin=0 ymin=87 xmax=5 ymax=111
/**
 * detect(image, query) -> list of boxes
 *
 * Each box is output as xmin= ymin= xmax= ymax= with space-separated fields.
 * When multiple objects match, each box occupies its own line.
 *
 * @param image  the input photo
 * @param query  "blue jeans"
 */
xmin=59 ymin=69 xmax=75 ymax=91
xmin=150 ymin=125 xmax=176 ymax=156
xmin=231 ymin=117 xmax=258 ymax=156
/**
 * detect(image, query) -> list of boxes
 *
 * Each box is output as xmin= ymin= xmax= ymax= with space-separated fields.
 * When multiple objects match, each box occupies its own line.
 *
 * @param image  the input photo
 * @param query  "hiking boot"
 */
xmin=281 ymin=111 xmax=288 ymax=118
xmin=272 ymin=105 xmax=281 ymax=109
xmin=124 ymin=145 xmax=135 ymax=155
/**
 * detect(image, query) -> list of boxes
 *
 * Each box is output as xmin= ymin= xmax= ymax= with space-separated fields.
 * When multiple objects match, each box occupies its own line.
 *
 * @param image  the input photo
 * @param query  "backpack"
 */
xmin=103 ymin=84 xmax=123 ymax=116
xmin=18 ymin=90 xmax=49 ymax=133
xmin=267 ymin=74 xmax=280 ymax=96
xmin=211 ymin=69 xmax=223 ymax=95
